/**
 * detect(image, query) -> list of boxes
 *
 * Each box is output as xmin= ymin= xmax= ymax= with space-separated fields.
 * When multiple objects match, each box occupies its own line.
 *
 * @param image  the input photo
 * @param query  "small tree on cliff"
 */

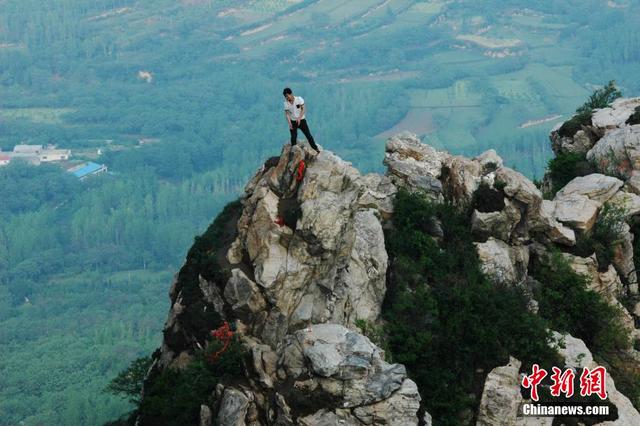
xmin=104 ymin=356 xmax=153 ymax=405
xmin=576 ymin=80 xmax=622 ymax=114
xmin=558 ymin=80 xmax=622 ymax=137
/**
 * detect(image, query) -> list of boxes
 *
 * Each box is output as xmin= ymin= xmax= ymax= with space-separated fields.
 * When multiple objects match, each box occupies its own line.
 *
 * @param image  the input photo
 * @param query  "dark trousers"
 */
xmin=290 ymin=119 xmax=319 ymax=151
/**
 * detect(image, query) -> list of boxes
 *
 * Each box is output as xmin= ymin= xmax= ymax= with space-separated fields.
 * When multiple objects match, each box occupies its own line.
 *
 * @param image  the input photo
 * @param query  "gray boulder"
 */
xmin=477 ymin=356 xmax=522 ymax=426
xmin=587 ymin=125 xmax=640 ymax=179
xmin=592 ymin=97 xmax=640 ymax=129
xmin=475 ymin=238 xmax=529 ymax=285
xmin=216 ymin=388 xmax=250 ymax=426
xmin=555 ymin=174 xmax=623 ymax=206
xmin=278 ymin=323 xmax=421 ymax=423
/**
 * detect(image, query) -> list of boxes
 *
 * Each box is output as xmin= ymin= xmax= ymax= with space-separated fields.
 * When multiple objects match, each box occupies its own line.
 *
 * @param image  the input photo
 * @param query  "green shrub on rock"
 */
xmin=383 ymin=189 xmax=558 ymax=424
xmin=558 ymin=110 xmax=594 ymax=138
xmin=546 ymin=152 xmax=596 ymax=196
xmin=574 ymin=201 xmax=628 ymax=270
xmin=532 ymin=250 xmax=629 ymax=353
xmin=104 ymin=356 xmax=153 ymax=405
xmin=139 ymin=335 xmax=246 ymax=426
xmin=558 ymin=80 xmax=622 ymax=138
xmin=577 ymin=80 xmax=622 ymax=113
xmin=532 ymin=248 xmax=640 ymax=410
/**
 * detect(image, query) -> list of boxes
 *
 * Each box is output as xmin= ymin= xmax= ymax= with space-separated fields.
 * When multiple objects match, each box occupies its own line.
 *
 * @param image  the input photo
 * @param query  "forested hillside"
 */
xmin=1 ymin=0 xmax=640 ymax=424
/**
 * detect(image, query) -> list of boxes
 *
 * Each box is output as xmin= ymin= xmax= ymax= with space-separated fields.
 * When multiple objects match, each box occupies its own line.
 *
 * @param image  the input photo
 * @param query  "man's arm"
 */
xmin=298 ymin=104 xmax=305 ymax=124
xmin=285 ymin=110 xmax=292 ymax=129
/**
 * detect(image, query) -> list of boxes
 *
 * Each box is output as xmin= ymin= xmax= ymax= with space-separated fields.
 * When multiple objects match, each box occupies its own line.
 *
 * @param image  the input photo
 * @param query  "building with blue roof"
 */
xmin=69 ymin=162 xmax=108 ymax=180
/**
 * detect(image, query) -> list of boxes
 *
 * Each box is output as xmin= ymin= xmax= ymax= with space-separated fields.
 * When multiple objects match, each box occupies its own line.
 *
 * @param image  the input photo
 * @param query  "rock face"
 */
xmin=477 ymin=357 xmax=522 ymax=426
xmin=380 ymin=114 xmax=640 ymax=423
xmin=548 ymin=96 xmax=640 ymax=181
xmin=474 ymin=332 xmax=640 ymax=426
xmin=591 ymin=98 xmax=640 ymax=129
xmin=475 ymin=238 xmax=528 ymax=285
xmin=383 ymin=131 xmax=445 ymax=198
xmin=227 ymin=145 xmax=391 ymax=343
xmin=550 ymin=97 xmax=640 ymax=157
xmin=552 ymin=332 xmax=640 ymax=426
xmin=587 ymin=126 xmax=640 ymax=179
xmin=282 ymin=324 xmax=421 ymax=426
xmin=555 ymin=174 xmax=623 ymax=205
xmin=141 ymin=143 xmax=421 ymax=425
xmin=140 ymin=104 xmax=640 ymax=425
xmin=552 ymin=193 xmax=600 ymax=231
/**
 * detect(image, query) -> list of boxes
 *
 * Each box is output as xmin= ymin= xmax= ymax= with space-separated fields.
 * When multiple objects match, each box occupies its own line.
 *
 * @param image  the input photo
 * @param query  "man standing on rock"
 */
xmin=283 ymin=87 xmax=320 ymax=153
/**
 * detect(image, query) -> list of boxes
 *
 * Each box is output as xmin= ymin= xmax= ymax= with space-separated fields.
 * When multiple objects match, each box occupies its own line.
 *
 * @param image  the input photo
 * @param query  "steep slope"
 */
xmin=134 ymin=100 xmax=640 ymax=425
xmin=137 ymin=143 xmax=420 ymax=425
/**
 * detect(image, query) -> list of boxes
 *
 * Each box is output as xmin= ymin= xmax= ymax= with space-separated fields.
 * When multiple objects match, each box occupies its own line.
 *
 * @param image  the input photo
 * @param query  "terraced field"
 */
xmin=3 ymin=0 xmax=636 ymax=176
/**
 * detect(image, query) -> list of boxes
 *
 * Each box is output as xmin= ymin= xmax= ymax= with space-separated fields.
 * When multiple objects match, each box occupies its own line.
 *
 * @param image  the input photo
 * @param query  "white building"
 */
xmin=13 ymin=144 xmax=43 ymax=154
xmin=5 ymin=144 xmax=71 ymax=164
xmin=40 ymin=149 xmax=71 ymax=162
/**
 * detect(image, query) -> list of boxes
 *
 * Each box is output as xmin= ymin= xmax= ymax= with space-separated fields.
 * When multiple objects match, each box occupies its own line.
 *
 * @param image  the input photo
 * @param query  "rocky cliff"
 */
xmin=135 ymin=97 xmax=640 ymax=426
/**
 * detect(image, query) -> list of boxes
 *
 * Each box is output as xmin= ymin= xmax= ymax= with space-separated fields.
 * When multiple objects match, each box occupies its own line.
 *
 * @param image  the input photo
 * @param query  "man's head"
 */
xmin=283 ymin=87 xmax=294 ymax=102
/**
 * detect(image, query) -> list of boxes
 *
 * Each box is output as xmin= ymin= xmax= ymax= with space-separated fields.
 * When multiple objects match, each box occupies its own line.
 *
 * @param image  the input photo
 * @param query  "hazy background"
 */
xmin=1 ymin=0 xmax=639 ymax=424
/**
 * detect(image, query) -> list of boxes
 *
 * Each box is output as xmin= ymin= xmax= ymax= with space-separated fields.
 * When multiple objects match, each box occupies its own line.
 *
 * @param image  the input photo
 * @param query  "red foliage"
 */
xmin=209 ymin=321 xmax=234 ymax=363
xmin=274 ymin=216 xmax=285 ymax=226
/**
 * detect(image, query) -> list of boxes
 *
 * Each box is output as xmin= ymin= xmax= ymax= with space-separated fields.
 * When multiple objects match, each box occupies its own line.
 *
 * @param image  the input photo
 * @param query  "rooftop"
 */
xmin=13 ymin=144 xmax=43 ymax=153
xmin=71 ymin=162 xmax=105 ymax=178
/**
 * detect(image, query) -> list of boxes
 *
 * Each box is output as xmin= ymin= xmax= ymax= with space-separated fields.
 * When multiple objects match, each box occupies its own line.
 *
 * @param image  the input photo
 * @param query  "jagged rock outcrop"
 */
xmin=537 ymin=200 xmax=576 ymax=245
xmin=281 ymin=324 xmax=421 ymax=426
xmin=383 ymin=132 xmax=446 ymax=198
xmin=139 ymin=103 xmax=640 ymax=425
xmin=559 ymin=253 xmax=635 ymax=334
xmin=592 ymin=98 xmax=640 ymax=129
xmin=141 ymin=142 xmax=421 ymax=426
xmin=550 ymin=97 xmax=640 ymax=156
xmin=226 ymin=145 xmax=392 ymax=342
xmin=382 ymin=114 xmax=640 ymax=422
xmin=547 ymin=173 xmax=623 ymax=233
xmin=555 ymin=174 xmax=623 ymax=205
xmin=587 ymin=126 xmax=640 ymax=179
xmin=383 ymin=133 xmax=584 ymax=285
xmin=475 ymin=238 xmax=529 ymax=285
